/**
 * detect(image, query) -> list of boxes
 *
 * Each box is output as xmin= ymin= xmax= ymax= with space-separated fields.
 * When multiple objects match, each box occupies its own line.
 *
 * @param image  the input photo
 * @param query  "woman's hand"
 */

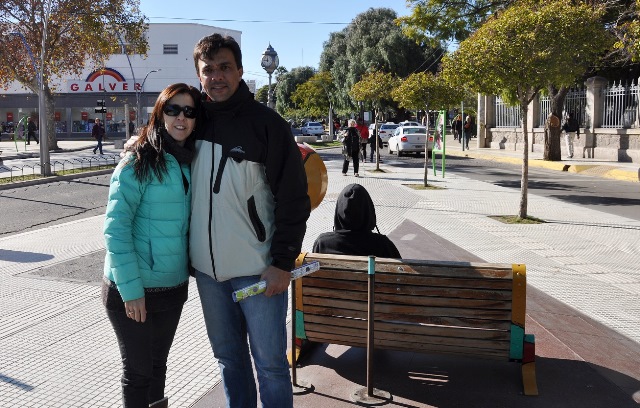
xmin=124 ymin=297 xmax=147 ymax=323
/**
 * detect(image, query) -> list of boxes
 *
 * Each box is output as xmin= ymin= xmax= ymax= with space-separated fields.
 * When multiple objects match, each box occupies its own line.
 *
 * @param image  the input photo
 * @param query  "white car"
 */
xmin=387 ymin=126 xmax=433 ymax=156
xmin=377 ymin=123 xmax=399 ymax=145
xmin=301 ymin=121 xmax=324 ymax=136
xmin=399 ymin=121 xmax=421 ymax=127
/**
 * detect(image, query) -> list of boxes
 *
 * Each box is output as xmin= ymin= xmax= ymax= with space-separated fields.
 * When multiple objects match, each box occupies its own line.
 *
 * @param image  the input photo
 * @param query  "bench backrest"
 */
xmin=295 ymin=253 xmax=527 ymax=361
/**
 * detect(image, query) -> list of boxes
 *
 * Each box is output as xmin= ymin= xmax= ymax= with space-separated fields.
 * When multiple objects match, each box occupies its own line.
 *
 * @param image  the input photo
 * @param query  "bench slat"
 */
xmin=304 ymin=304 xmax=512 ymax=330
xmin=305 ymin=330 xmax=509 ymax=359
xmin=305 ymin=271 xmax=513 ymax=291
xmin=303 ymin=313 xmax=512 ymax=341
xmin=303 ymin=286 xmax=513 ymax=308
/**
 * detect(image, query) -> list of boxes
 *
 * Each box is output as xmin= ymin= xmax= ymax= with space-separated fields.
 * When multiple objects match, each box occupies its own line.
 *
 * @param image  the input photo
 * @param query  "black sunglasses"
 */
xmin=163 ymin=104 xmax=197 ymax=119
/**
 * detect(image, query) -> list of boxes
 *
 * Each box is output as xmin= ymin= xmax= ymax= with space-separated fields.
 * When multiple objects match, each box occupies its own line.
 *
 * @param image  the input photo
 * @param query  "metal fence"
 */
xmin=0 ymin=154 xmax=119 ymax=182
xmin=495 ymin=96 xmax=522 ymax=127
xmin=602 ymin=80 xmax=639 ymax=129
xmin=538 ymin=87 xmax=587 ymax=127
xmin=494 ymin=80 xmax=639 ymax=129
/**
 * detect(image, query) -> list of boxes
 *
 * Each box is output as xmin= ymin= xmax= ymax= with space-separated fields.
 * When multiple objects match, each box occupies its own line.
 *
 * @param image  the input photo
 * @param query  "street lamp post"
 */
xmin=137 ymin=69 xmax=161 ymax=126
xmin=261 ymin=44 xmax=279 ymax=109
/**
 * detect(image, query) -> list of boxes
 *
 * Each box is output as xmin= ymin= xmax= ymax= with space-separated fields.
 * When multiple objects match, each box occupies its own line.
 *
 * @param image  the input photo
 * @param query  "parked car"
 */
xmin=377 ymin=123 xmax=399 ymax=145
xmin=387 ymin=126 xmax=433 ymax=156
xmin=301 ymin=121 xmax=325 ymax=136
xmin=399 ymin=121 xmax=420 ymax=127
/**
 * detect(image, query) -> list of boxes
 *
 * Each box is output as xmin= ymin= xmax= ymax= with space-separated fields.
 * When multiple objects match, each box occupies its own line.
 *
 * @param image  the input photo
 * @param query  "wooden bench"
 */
xmin=292 ymin=253 xmax=538 ymax=396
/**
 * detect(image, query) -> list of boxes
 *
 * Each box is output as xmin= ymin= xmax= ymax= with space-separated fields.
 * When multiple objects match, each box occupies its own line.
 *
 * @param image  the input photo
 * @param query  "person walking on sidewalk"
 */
xmin=190 ymin=33 xmax=310 ymax=408
xmin=562 ymin=111 xmax=580 ymax=159
xmin=463 ymin=115 xmax=473 ymax=149
xmin=341 ymin=119 xmax=361 ymax=177
xmin=102 ymin=83 xmax=200 ymax=408
xmin=26 ymin=117 xmax=38 ymax=145
xmin=92 ymin=118 xmax=105 ymax=154
xmin=313 ymin=183 xmax=401 ymax=258
xmin=356 ymin=119 xmax=369 ymax=162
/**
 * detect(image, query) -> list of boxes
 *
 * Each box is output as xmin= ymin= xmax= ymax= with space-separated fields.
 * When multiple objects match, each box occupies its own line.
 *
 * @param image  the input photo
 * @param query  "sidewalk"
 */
xmin=0 ymin=140 xmax=639 ymax=407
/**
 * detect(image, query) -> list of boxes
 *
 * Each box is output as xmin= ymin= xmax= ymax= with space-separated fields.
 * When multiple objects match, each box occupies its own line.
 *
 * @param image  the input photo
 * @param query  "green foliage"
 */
xmin=392 ymin=71 xmax=463 ymax=111
xmin=274 ymin=66 xmax=316 ymax=115
xmin=613 ymin=0 xmax=640 ymax=61
xmin=255 ymin=85 xmax=270 ymax=104
xmin=398 ymin=0 xmax=509 ymax=46
xmin=350 ymin=71 xmax=398 ymax=112
xmin=441 ymin=0 xmax=613 ymax=105
xmin=320 ymin=7 xmax=443 ymax=114
xmin=291 ymin=71 xmax=333 ymax=119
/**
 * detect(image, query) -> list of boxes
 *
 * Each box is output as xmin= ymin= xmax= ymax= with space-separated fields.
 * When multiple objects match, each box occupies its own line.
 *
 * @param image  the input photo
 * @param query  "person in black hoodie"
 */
xmin=313 ymin=183 xmax=401 ymax=258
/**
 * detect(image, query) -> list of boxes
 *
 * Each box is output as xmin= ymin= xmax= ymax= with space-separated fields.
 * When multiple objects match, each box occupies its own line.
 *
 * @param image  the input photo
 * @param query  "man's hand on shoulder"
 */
xmin=261 ymin=265 xmax=291 ymax=297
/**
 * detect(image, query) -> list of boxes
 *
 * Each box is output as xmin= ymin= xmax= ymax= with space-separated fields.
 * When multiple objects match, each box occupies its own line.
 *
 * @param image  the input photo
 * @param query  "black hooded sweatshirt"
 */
xmin=312 ymin=183 xmax=401 ymax=258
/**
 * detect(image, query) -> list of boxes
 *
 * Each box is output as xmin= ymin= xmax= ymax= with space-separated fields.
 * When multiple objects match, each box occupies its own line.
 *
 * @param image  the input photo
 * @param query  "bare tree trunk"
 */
xmin=44 ymin=88 xmax=58 ymax=150
xmin=519 ymin=102 xmax=529 ymax=219
xmin=543 ymin=86 xmax=568 ymax=161
xmin=374 ymin=108 xmax=380 ymax=171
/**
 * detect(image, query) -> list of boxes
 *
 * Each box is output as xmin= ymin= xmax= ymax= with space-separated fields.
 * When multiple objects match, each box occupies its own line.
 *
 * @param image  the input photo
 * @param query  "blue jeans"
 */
xmin=196 ymin=271 xmax=293 ymax=408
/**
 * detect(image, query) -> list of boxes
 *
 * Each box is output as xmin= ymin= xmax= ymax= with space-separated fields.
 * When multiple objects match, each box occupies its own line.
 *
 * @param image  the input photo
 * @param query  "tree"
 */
xmin=441 ymin=0 xmax=611 ymax=219
xmin=291 ymin=71 xmax=333 ymax=120
xmin=320 ymin=7 xmax=443 ymax=117
xmin=399 ymin=0 xmax=633 ymax=161
xmin=0 ymin=0 xmax=148 ymax=150
xmin=274 ymin=66 xmax=316 ymax=116
xmin=350 ymin=70 xmax=398 ymax=170
xmin=392 ymin=72 xmax=463 ymax=186
xmin=255 ymin=85 xmax=270 ymax=105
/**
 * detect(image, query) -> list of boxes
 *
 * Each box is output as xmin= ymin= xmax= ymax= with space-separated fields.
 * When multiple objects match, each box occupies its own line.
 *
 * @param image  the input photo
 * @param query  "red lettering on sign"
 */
xmin=84 ymin=84 xmax=93 ymax=91
xmin=71 ymin=83 xmax=79 ymax=91
xmin=109 ymin=83 xmax=117 ymax=91
xmin=122 ymin=83 xmax=128 ymax=91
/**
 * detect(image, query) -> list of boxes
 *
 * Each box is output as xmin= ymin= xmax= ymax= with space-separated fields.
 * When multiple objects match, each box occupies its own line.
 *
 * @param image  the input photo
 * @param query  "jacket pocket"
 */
xmin=247 ymin=196 xmax=266 ymax=242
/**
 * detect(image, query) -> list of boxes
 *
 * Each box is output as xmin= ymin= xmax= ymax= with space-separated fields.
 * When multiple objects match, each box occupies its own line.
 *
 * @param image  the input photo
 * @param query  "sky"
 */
xmin=138 ymin=0 xmax=413 ymax=89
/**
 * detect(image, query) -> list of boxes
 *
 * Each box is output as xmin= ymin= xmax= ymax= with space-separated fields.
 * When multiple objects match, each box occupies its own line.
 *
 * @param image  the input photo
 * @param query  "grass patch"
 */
xmin=403 ymin=183 xmax=445 ymax=190
xmin=307 ymin=140 xmax=342 ymax=148
xmin=489 ymin=215 xmax=545 ymax=224
xmin=0 ymin=164 xmax=116 ymax=185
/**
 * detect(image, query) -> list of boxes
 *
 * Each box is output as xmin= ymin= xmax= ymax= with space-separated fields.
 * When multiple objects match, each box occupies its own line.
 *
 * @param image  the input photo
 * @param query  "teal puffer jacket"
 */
xmin=103 ymin=152 xmax=191 ymax=302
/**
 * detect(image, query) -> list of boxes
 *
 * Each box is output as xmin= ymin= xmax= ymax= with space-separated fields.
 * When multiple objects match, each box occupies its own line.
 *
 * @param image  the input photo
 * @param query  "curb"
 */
xmin=446 ymin=150 xmax=639 ymax=183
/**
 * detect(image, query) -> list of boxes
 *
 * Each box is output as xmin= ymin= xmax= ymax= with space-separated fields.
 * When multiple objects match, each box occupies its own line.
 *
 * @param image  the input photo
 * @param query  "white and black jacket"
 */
xmin=189 ymin=80 xmax=310 ymax=281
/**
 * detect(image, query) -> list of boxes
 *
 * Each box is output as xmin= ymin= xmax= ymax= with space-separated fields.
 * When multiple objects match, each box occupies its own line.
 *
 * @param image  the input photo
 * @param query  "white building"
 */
xmin=0 ymin=23 xmax=241 ymax=138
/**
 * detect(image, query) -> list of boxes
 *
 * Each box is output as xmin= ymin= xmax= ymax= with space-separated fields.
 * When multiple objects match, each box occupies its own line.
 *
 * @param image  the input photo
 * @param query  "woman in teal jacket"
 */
xmin=102 ymin=83 xmax=200 ymax=408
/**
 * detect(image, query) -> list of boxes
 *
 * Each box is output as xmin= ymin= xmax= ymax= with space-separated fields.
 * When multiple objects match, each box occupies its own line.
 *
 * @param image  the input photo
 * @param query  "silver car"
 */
xmin=301 ymin=121 xmax=325 ymax=136
xmin=377 ymin=123 xmax=399 ymax=145
xmin=387 ymin=126 xmax=433 ymax=156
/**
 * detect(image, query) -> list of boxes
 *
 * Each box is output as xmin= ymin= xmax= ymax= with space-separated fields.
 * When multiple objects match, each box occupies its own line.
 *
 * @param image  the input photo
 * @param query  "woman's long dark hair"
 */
xmin=131 ymin=83 xmax=200 ymax=182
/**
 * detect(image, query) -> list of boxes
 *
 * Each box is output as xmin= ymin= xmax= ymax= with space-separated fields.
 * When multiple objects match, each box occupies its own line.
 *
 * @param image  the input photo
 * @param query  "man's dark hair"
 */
xmin=193 ymin=33 xmax=243 ymax=74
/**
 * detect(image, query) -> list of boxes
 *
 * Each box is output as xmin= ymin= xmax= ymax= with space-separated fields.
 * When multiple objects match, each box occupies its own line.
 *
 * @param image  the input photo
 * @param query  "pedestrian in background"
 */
xmin=356 ymin=118 xmax=369 ymax=162
xmin=27 ymin=117 xmax=38 ymax=145
xmin=313 ymin=183 xmax=401 ymax=258
xmin=92 ymin=118 xmax=105 ymax=154
xmin=463 ymin=116 xmax=473 ymax=149
xmin=190 ymin=33 xmax=310 ymax=408
xmin=452 ymin=114 xmax=462 ymax=141
xmin=341 ymin=119 xmax=361 ymax=177
xmin=562 ymin=111 xmax=580 ymax=159
xmin=102 ymin=82 xmax=199 ymax=408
